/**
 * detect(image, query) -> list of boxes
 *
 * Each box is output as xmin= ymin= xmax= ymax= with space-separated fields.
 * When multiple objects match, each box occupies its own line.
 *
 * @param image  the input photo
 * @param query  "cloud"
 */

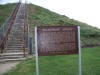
xmin=0 ymin=0 xmax=18 ymax=4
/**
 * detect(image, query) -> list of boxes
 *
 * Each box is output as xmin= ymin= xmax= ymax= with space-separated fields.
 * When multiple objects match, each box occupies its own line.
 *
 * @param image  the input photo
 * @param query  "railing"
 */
xmin=23 ymin=2 xmax=33 ymax=55
xmin=0 ymin=2 xmax=21 ymax=53
xmin=22 ymin=3 xmax=28 ymax=57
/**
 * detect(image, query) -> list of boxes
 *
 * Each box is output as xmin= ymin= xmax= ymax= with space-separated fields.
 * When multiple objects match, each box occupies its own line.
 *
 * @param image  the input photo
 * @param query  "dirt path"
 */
xmin=0 ymin=62 xmax=19 ymax=75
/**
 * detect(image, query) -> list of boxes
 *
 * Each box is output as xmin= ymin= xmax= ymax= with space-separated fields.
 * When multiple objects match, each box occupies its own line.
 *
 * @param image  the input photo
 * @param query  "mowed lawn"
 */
xmin=3 ymin=47 xmax=100 ymax=75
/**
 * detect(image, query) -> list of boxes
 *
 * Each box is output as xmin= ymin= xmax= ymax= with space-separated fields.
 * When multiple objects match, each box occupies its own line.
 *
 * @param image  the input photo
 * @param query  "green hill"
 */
xmin=27 ymin=4 xmax=100 ymax=47
xmin=0 ymin=3 xmax=100 ymax=47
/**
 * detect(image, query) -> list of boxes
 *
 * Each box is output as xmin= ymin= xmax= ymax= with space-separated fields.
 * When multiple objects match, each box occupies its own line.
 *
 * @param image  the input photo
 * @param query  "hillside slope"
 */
xmin=0 ymin=3 xmax=100 ymax=47
xmin=27 ymin=4 xmax=100 ymax=47
xmin=0 ymin=3 xmax=15 ymax=27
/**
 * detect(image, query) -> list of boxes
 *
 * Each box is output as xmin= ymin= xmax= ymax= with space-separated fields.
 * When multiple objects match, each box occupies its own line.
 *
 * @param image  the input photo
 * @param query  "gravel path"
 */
xmin=0 ymin=62 xmax=19 ymax=75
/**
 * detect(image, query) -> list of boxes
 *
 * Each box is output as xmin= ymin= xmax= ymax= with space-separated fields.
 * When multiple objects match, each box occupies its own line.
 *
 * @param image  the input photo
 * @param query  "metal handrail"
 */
xmin=22 ymin=3 xmax=28 ymax=57
xmin=0 ymin=2 xmax=21 ymax=53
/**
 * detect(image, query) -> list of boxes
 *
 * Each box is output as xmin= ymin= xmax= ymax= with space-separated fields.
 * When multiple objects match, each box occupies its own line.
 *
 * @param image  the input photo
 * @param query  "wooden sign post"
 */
xmin=35 ymin=26 xmax=81 ymax=75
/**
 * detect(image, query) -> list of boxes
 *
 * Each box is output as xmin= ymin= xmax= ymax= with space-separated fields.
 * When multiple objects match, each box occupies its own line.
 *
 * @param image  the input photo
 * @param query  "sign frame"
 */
xmin=35 ymin=26 xmax=82 ymax=75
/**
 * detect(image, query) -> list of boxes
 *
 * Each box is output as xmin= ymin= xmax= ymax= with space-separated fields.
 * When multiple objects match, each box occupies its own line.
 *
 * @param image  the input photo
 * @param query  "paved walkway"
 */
xmin=0 ymin=62 xmax=19 ymax=75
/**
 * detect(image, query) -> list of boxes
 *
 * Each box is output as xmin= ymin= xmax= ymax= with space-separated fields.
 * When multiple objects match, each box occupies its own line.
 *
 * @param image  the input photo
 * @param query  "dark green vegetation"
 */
xmin=27 ymin=4 xmax=100 ymax=47
xmin=3 ymin=47 xmax=100 ymax=75
xmin=0 ymin=3 xmax=15 ymax=27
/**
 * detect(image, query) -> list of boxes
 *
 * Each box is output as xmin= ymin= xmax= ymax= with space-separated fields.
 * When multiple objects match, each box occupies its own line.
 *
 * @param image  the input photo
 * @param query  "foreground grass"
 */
xmin=3 ymin=47 xmax=100 ymax=75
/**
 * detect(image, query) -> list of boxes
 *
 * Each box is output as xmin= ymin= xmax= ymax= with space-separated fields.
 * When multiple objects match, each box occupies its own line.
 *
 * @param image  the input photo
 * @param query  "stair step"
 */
xmin=7 ymin=42 xmax=23 ymax=44
xmin=9 ymin=39 xmax=22 ymax=41
xmin=5 ymin=47 xmax=23 ymax=50
xmin=5 ymin=47 xmax=22 ymax=49
xmin=0 ymin=55 xmax=24 ymax=59
xmin=8 ymin=38 xmax=22 ymax=42
xmin=9 ymin=32 xmax=22 ymax=33
xmin=8 ymin=33 xmax=22 ymax=34
xmin=8 ymin=35 xmax=22 ymax=37
xmin=5 ymin=50 xmax=27 ymax=53
xmin=4 ymin=49 xmax=27 ymax=51
xmin=7 ymin=46 xmax=22 ymax=48
xmin=0 ymin=52 xmax=28 ymax=56
xmin=5 ymin=50 xmax=23 ymax=53
xmin=6 ymin=47 xmax=22 ymax=49
xmin=7 ymin=45 xmax=22 ymax=46
xmin=7 ymin=43 xmax=23 ymax=45
xmin=8 ymin=37 xmax=22 ymax=38
xmin=7 ymin=45 xmax=23 ymax=47
xmin=0 ymin=58 xmax=26 ymax=63
xmin=7 ymin=40 xmax=22 ymax=41
xmin=7 ymin=42 xmax=22 ymax=44
xmin=4 ymin=49 xmax=22 ymax=51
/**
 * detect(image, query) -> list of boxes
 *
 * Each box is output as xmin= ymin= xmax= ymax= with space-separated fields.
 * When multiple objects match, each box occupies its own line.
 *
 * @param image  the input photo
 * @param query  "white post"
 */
xmin=35 ymin=27 xmax=39 ymax=75
xmin=77 ymin=26 xmax=82 ymax=75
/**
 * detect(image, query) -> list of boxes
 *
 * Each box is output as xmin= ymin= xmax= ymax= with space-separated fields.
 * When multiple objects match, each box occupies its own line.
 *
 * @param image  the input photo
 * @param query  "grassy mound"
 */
xmin=0 ymin=3 xmax=100 ymax=47
xmin=27 ymin=4 xmax=100 ymax=47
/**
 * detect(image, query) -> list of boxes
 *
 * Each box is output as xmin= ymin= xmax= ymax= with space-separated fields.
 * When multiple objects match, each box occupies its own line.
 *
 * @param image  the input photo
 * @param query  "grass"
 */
xmin=0 ymin=3 xmax=15 ymax=27
xmin=0 ymin=3 xmax=100 ymax=46
xmin=27 ymin=4 xmax=100 ymax=47
xmin=0 ymin=3 xmax=100 ymax=74
xmin=3 ymin=47 xmax=100 ymax=75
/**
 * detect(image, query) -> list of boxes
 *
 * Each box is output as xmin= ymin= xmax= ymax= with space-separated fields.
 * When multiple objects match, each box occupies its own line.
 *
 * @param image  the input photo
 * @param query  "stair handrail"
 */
xmin=0 ymin=2 xmax=21 ymax=53
xmin=22 ymin=3 xmax=28 ymax=57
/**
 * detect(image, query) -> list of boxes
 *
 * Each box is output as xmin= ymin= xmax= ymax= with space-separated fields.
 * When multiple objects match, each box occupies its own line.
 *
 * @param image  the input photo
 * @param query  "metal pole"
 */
xmin=29 ymin=37 xmax=32 ymax=54
xmin=77 ymin=26 xmax=82 ymax=75
xmin=35 ymin=27 xmax=39 ymax=75
xmin=25 ymin=1 xmax=30 ymax=52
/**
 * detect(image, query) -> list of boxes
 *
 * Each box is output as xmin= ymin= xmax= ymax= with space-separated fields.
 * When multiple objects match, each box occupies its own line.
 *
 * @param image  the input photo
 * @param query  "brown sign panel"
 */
xmin=37 ymin=26 xmax=78 ymax=56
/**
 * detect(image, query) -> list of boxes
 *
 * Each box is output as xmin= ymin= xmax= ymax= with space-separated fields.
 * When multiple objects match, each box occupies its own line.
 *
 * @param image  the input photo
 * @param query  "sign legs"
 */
xmin=36 ymin=53 xmax=39 ymax=75
xmin=78 ymin=26 xmax=82 ymax=75
xmin=35 ymin=27 xmax=39 ymax=75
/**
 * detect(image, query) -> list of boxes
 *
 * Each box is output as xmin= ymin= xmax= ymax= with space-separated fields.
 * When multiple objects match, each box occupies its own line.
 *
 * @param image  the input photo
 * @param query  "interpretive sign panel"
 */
xmin=37 ymin=26 xmax=78 ymax=56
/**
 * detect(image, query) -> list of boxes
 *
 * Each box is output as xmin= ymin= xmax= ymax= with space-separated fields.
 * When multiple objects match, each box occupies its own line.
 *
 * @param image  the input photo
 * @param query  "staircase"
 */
xmin=0 ymin=4 xmax=28 ymax=62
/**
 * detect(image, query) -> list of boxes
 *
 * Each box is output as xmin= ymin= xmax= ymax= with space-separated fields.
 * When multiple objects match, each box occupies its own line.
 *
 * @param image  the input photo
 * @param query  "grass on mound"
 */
xmin=27 ymin=4 xmax=100 ymax=47
xmin=0 ymin=3 xmax=15 ymax=27
xmin=3 ymin=47 xmax=100 ymax=75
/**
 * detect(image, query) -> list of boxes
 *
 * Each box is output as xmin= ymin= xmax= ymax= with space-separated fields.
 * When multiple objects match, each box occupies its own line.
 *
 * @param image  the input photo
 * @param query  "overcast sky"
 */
xmin=0 ymin=0 xmax=100 ymax=28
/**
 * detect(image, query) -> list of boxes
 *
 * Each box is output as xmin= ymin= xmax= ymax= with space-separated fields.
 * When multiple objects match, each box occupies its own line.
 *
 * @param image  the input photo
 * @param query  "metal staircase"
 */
xmin=0 ymin=3 xmax=29 ymax=62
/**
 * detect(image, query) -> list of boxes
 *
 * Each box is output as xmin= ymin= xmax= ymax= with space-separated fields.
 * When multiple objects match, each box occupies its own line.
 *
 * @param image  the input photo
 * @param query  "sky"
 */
xmin=0 ymin=0 xmax=100 ymax=29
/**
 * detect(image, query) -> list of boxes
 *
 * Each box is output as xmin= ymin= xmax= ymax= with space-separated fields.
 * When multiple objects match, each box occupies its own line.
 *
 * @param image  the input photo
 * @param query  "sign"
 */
xmin=35 ymin=26 xmax=81 ymax=75
xmin=37 ymin=26 xmax=78 ymax=56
